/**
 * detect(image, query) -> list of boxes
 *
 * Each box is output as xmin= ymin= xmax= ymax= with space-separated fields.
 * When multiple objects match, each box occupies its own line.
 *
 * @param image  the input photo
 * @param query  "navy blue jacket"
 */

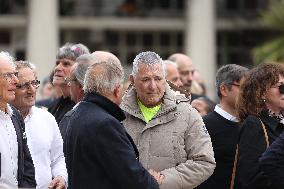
xmin=259 ymin=130 xmax=284 ymax=189
xmin=65 ymin=92 xmax=159 ymax=189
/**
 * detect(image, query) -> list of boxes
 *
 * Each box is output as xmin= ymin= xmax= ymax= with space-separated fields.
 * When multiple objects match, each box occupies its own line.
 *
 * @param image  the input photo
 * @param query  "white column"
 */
xmin=27 ymin=0 xmax=58 ymax=85
xmin=185 ymin=0 xmax=216 ymax=100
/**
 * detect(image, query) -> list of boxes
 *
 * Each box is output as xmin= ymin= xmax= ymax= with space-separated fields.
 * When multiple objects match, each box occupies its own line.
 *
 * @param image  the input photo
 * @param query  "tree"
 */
xmin=253 ymin=0 xmax=284 ymax=64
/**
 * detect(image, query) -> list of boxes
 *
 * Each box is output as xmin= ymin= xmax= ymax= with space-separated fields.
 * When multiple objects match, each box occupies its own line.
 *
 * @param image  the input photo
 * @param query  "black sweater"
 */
xmin=196 ymin=111 xmax=240 ymax=189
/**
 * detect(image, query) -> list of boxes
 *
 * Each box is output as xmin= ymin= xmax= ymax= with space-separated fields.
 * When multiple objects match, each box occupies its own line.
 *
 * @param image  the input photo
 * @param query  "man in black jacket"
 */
xmin=48 ymin=43 xmax=90 ymax=123
xmin=196 ymin=64 xmax=248 ymax=189
xmin=0 ymin=51 xmax=36 ymax=188
xmin=65 ymin=59 xmax=161 ymax=189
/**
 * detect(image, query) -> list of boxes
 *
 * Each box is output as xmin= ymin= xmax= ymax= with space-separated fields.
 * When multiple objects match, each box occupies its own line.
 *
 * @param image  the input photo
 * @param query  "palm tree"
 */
xmin=253 ymin=0 xmax=284 ymax=64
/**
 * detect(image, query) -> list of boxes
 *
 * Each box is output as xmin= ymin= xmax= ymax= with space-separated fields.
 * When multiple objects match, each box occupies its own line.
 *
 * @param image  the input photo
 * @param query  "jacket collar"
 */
xmin=83 ymin=92 xmax=126 ymax=122
xmin=120 ymin=83 xmax=189 ymax=120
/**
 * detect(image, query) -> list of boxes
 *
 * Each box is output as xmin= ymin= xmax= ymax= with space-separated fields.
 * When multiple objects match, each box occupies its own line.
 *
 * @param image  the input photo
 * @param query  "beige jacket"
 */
xmin=120 ymin=85 xmax=215 ymax=189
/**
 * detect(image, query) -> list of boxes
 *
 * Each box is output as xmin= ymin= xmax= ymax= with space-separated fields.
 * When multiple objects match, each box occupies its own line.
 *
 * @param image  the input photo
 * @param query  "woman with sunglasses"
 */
xmin=233 ymin=63 xmax=284 ymax=189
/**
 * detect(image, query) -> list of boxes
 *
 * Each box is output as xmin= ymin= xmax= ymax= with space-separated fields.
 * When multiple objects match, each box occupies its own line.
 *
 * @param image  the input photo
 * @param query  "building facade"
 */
xmin=0 ymin=0 xmax=274 ymax=98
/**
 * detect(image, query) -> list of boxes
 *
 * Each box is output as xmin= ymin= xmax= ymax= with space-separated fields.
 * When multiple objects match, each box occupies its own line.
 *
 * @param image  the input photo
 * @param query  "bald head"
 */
xmin=92 ymin=51 xmax=121 ymax=65
xmin=164 ymin=60 xmax=183 ymax=87
xmin=168 ymin=53 xmax=195 ymax=91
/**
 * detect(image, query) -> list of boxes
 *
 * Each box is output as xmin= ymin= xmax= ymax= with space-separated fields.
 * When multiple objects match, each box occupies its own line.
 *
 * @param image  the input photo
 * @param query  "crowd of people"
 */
xmin=1 ymin=42 xmax=284 ymax=189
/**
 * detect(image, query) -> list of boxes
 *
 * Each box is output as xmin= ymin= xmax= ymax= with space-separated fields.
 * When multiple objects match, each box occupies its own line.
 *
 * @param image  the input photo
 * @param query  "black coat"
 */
xmin=10 ymin=106 xmax=36 ymax=188
xmin=235 ymin=112 xmax=284 ymax=189
xmin=259 ymin=129 xmax=284 ymax=189
xmin=48 ymin=96 xmax=75 ymax=123
xmin=65 ymin=92 xmax=159 ymax=189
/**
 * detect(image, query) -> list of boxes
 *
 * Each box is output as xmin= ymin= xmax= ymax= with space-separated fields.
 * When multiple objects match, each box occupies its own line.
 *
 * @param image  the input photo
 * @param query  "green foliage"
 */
xmin=253 ymin=0 xmax=284 ymax=64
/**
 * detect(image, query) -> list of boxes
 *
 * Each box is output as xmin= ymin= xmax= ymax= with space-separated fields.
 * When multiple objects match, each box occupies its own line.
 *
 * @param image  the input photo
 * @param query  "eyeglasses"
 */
xmin=0 ymin=71 xmax=19 ymax=82
xmin=279 ymin=84 xmax=284 ymax=94
xmin=16 ymin=80 xmax=40 ymax=90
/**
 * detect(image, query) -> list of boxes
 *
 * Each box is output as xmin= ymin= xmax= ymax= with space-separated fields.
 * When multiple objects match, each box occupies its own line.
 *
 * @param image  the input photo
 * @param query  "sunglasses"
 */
xmin=279 ymin=84 xmax=284 ymax=94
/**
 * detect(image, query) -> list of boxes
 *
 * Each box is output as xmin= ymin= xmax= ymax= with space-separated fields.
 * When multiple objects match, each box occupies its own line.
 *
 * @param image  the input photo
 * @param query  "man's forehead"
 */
xmin=0 ymin=60 xmax=15 ymax=73
xmin=138 ymin=63 xmax=163 ymax=73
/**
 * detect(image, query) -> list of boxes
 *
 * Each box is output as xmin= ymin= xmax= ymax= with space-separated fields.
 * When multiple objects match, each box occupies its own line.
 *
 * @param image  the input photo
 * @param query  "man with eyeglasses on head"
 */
xmin=0 ymin=52 xmax=36 ymax=188
xmin=10 ymin=61 xmax=67 ymax=189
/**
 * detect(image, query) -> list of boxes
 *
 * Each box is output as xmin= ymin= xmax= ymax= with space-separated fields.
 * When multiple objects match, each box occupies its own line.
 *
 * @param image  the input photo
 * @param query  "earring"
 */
xmin=263 ymin=99 xmax=266 ymax=103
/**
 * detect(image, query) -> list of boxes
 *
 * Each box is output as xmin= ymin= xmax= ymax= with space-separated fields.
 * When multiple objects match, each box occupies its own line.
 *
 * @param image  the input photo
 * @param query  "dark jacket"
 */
xmin=65 ymin=92 xmax=159 ymax=189
xmin=48 ymin=96 xmax=75 ymax=123
xmin=259 ymin=130 xmax=284 ymax=189
xmin=235 ymin=112 xmax=284 ymax=189
xmin=59 ymin=107 xmax=76 ymax=155
xmin=10 ymin=106 xmax=36 ymax=188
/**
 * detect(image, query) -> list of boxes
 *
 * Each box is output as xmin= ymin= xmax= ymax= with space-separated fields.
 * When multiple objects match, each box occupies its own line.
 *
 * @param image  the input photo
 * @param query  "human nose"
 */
xmin=148 ymin=79 xmax=157 ymax=90
xmin=187 ymin=72 xmax=194 ymax=82
xmin=11 ymin=74 xmax=19 ymax=84
xmin=54 ymin=62 xmax=63 ymax=72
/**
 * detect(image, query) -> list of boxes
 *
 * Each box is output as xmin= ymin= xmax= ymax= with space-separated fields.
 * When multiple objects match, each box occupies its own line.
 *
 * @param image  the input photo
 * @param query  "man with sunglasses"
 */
xmin=11 ymin=61 xmax=67 ymax=189
xmin=0 ymin=52 xmax=36 ymax=188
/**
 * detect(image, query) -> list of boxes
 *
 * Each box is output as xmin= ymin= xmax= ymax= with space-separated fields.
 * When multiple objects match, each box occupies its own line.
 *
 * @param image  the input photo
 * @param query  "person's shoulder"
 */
xmin=203 ymin=111 xmax=219 ymax=122
xmin=32 ymin=106 xmax=57 ymax=122
xmin=242 ymin=115 xmax=260 ymax=126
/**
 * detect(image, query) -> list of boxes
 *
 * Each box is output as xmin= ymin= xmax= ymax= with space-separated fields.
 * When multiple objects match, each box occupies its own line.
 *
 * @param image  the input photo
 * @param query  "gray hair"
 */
xmin=132 ymin=51 xmax=165 ymax=76
xmin=74 ymin=54 xmax=98 ymax=86
xmin=216 ymin=64 xmax=249 ymax=98
xmin=164 ymin=60 xmax=177 ymax=75
xmin=0 ymin=51 xmax=14 ymax=66
xmin=84 ymin=60 xmax=124 ymax=95
xmin=14 ymin=61 xmax=37 ymax=77
xmin=56 ymin=43 xmax=90 ymax=61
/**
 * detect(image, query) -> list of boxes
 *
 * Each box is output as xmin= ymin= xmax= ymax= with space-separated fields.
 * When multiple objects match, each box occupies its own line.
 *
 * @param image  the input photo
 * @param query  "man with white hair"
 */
xmin=164 ymin=60 xmax=183 ymax=87
xmin=121 ymin=51 xmax=215 ymax=189
xmin=0 ymin=52 xmax=36 ymax=188
xmin=65 ymin=59 xmax=161 ymax=189
xmin=10 ymin=61 xmax=67 ymax=189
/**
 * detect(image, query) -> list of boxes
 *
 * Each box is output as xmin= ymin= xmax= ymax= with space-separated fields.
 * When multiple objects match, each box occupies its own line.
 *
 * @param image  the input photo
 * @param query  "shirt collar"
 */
xmin=214 ymin=104 xmax=238 ymax=122
xmin=24 ymin=106 xmax=34 ymax=122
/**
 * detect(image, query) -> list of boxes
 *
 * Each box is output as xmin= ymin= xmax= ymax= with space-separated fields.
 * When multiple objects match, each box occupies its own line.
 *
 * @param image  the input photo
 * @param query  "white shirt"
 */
xmin=214 ymin=104 xmax=239 ymax=122
xmin=25 ymin=106 xmax=67 ymax=189
xmin=0 ymin=105 xmax=18 ymax=188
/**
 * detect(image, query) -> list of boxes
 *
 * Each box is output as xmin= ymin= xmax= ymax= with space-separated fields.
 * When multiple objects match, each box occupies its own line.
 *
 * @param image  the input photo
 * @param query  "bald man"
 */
xmin=168 ymin=53 xmax=203 ymax=101
xmin=164 ymin=60 xmax=183 ymax=87
xmin=168 ymin=53 xmax=195 ymax=91
xmin=92 ymin=51 xmax=121 ymax=63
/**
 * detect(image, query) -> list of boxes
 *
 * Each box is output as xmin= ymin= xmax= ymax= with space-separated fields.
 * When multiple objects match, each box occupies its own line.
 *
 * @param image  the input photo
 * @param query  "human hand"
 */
xmin=148 ymin=169 xmax=165 ymax=184
xmin=48 ymin=176 xmax=66 ymax=189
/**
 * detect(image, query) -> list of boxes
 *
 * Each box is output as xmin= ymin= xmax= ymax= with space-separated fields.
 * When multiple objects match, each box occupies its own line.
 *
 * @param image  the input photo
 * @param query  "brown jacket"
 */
xmin=120 ymin=85 xmax=215 ymax=189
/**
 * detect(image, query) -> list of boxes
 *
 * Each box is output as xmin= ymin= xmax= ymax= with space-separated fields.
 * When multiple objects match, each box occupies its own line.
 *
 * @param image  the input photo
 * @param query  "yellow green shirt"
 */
xmin=138 ymin=99 xmax=161 ymax=123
